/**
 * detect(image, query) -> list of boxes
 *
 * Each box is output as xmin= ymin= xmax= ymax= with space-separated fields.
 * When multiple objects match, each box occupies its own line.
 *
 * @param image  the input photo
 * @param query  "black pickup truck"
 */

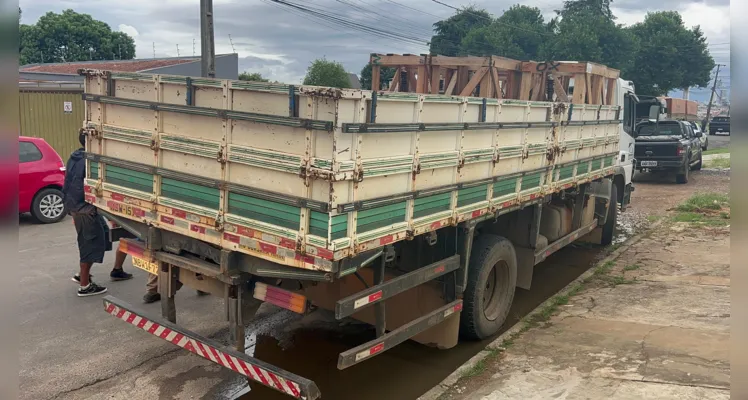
xmin=708 ymin=116 xmax=730 ymax=135
xmin=635 ymin=120 xmax=703 ymax=184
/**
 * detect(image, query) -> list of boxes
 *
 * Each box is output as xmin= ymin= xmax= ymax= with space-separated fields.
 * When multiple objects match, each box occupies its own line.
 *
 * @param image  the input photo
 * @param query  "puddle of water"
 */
xmin=235 ymin=246 xmax=604 ymax=400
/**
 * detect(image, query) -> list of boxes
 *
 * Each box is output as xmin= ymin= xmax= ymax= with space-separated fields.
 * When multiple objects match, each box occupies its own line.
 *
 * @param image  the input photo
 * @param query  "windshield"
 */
xmin=636 ymin=122 xmax=682 ymax=136
xmin=713 ymin=117 xmax=729 ymax=122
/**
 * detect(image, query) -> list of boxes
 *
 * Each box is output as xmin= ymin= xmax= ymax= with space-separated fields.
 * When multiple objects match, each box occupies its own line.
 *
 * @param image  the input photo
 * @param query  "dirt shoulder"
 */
xmin=429 ymin=172 xmax=730 ymax=400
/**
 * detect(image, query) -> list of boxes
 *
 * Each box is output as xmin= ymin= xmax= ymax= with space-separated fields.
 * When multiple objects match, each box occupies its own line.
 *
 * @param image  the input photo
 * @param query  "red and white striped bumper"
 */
xmin=103 ymin=296 xmax=320 ymax=399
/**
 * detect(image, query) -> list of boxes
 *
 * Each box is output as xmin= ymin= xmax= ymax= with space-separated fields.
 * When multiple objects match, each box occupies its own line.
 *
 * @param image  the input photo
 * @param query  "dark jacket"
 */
xmin=62 ymin=149 xmax=87 ymax=213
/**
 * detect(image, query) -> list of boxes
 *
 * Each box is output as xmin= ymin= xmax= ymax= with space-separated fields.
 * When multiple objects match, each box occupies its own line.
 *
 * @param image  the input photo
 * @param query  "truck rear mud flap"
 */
xmin=102 ymin=296 xmax=321 ymax=399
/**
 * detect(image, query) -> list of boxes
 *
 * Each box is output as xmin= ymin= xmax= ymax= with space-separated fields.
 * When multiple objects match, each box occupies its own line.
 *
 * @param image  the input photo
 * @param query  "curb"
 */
xmin=418 ymin=220 xmax=664 ymax=400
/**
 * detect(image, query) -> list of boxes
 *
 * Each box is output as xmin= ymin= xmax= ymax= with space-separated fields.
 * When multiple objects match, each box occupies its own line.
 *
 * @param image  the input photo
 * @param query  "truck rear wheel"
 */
xmin=600 ymin=183 xmax=618 ymax=246
xmin=460 ymin=235 xmax=517 ymax=340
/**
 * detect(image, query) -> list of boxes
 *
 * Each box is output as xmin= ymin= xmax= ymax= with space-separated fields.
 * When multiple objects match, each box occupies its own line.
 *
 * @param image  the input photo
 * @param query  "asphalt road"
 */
xmin=706 ymin=132 xmax=730 ymax=151
xmin=17 ymin=215 xmax=240 ymax=400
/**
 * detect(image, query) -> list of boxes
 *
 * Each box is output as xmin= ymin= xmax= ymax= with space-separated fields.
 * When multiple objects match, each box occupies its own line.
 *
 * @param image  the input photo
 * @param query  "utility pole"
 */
xmin=229 ymin=34 xmax=236 ymax=53
xmin=200 ymin=0 xmax=216 ymax=78
xmin=176 ymin=44 xmax=180 ymax=57
xmin=153 ymin=42 xmax=156 ymax=58
xmin=193 ymin=38 xmax=196 ymax=56
xmin=704 ymin=64 xmax=723 ymax=128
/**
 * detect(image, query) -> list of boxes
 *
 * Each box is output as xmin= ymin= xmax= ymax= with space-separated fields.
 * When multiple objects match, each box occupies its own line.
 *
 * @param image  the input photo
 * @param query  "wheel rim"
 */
xmin=482 ymin=261 xmax=507 ymax=321
xmin=39 ymin=193 xmax=64 ymax=219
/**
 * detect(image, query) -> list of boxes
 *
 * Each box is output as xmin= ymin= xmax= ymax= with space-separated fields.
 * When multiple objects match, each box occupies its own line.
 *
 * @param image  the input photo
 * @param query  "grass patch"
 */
xmin=702 ymin=147 xmax=730 ymax=155
xmin=672 ymin=192 xmax=730 ymax=227
xmin=647 ymin=215 xmax=661 ymax=223
xmin=675 ymin=193 xmax=729 ymax=212
xmin=623 ymin=264 xmax=641 ymax=271
xmin=462 ymin=358 xmax=487 ymax=378
xmin=705 ymin=157 xmax=730 ymax=169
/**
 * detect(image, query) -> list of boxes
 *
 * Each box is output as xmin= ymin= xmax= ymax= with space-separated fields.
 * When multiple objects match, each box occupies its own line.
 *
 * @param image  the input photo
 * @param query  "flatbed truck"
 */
xmin=80 ymin=56 xmax=641 ymax=399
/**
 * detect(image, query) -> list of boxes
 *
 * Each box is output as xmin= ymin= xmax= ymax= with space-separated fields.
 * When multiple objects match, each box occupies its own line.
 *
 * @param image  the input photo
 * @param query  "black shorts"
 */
xmin=72 ymin=205 xmax=112 ymax=264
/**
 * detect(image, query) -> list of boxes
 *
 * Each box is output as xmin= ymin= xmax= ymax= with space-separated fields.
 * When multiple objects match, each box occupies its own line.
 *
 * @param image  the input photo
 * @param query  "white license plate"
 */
xmin=641 ymin=161 xmax=657 ymax=167
xmin=133 ymin=257 xmax=159 ymax=275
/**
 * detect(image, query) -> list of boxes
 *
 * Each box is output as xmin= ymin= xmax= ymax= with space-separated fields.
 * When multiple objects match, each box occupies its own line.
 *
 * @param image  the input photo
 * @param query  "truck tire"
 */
xmin=600 ymin=183 xmax=618 ymax=246
xmin=692 ymin=153 xmax=702 ymax=171
xmin=460 ymin=235 xmax=517 ymax=340
xmin=30 ymin=187 xmax=66 ymax=224
xmin=676 ymin=164 xmax=689 ymax=184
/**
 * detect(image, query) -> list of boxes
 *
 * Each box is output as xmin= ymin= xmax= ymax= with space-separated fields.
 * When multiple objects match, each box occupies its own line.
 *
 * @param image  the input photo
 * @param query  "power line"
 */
xmin=268 ymin=0 xmax=431 ymax=48
xmin=430 ymin=0 xmax=554 ymax=37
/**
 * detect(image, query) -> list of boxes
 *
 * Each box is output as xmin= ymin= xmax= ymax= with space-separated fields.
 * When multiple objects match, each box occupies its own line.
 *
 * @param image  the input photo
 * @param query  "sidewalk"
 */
xmin=429 ymin=197 xmax=730 ymax=399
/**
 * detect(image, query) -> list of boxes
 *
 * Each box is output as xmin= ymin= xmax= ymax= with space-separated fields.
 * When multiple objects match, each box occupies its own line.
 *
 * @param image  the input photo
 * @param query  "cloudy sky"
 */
xmin=19 ymin=0 xmax=730 ymax=98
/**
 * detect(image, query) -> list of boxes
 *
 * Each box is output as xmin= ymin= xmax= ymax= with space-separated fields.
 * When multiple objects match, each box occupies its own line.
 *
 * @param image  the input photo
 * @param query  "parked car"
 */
xmin=634 ymin=120 xmax=703 ymax=184
xmin=690 ymin=121 xmax=708 ymax=151
xmin=709 ymin=116 xmax=730 ymax=135
xmin=19 ymin=136 xmax=67 ymax=223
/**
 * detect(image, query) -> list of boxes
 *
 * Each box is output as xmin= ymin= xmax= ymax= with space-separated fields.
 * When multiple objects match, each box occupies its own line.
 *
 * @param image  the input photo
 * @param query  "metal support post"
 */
xmin=200 ymin=0 xmax=216 ymax=78
xmin=228 ymin=284 xmax=245 ymax=352
xmin=572 ymin=184 xmax=587 ymax=230
xmin=159 ymin=262 xmax=178 ymax=323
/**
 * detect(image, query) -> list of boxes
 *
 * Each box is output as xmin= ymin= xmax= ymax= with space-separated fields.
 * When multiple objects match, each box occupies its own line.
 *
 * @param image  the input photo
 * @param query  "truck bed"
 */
xmin=80 ymin=70 xmax=620 ymax=273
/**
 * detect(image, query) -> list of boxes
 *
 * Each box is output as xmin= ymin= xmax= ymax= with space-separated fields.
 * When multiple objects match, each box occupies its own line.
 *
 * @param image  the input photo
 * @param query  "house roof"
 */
xmin=348 ymin=73 xmax=361 ymax=89
xmin=19 ymin=57 xmax=203 ymax=75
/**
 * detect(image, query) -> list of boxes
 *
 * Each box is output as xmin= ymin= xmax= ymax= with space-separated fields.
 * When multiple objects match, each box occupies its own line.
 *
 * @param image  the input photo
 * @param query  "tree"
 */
xmin=19 ymin=9 xmax=136 ymax=65
xmin=302 ymin=58 xmax=351 ymax=88
xmin=459 ymin=5 xmax=547 ymax=60
xmin=359 ymin=62 xmax=396 ymax=90
xmin=430 ymin=7 xmax=492 ymax=56
xmin=628 ymin=11 xmax=714 ymax=95
xmin=557 ymin=0 xmax=614 ymax=20
xmin=238 ymin=72 xmax=269 ymax=82
xmin=540 ymin=11 xmax=638 ymax=75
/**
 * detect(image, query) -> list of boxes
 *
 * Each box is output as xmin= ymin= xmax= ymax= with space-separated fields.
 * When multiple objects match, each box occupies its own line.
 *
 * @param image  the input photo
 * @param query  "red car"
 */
xmin=19 ymin=136 xmax=67 ymax=223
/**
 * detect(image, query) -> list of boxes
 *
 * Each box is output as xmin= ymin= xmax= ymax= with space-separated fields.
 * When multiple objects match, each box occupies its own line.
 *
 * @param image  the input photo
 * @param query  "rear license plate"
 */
xmin=641 ymin=161 xmax=657 ymax=167
xmin=133 ymin=257 xmax=159 ymax=275
xmin=107 ymin=201 xmax=145 ymax=217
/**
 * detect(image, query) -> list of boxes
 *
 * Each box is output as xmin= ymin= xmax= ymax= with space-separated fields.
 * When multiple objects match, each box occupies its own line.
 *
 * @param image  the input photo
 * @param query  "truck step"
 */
xmin=337 ymin=300 xmax=463 ymax=369
xmin=334 ymin=255 xmax=460 ymax=319
xmin=102 ymin=295 xmax=320 ymax=399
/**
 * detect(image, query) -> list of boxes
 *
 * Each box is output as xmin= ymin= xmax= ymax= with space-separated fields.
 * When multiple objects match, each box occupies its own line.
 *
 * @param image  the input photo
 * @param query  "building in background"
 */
xmin=19 ymin=54 xmax=239 ymax=157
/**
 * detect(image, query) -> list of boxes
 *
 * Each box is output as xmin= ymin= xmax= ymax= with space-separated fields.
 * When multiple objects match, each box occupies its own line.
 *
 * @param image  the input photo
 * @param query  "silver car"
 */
xmin=690 ymin=121 xmax=708 ymax=151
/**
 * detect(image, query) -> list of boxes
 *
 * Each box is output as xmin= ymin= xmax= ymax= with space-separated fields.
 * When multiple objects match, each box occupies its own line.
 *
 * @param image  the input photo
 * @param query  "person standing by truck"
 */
xmin=63 ymin=132 xmax=133 ymax=296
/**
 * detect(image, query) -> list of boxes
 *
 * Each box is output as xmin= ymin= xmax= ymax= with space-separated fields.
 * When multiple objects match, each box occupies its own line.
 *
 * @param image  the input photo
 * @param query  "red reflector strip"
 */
xmin=355 ymin=342 xmax=384 ymax=362
xmin=104 ymin=300 xmax=303 ymax=398
xmin=254 ymin=283 xmax=308 ymax=314
xmin=160 ymin=215 xmax=175 ymax=225
xmin=224 ymin=233 xmax=240 ymax=243
xmin=353 ymin=290 xmax=382 ymax=310
xmin=118 ymin=239 xmax=146 ymax=259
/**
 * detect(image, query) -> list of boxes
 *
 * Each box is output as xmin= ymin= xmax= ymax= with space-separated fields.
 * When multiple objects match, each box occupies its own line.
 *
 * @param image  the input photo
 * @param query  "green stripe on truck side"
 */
xmin=413 ymin=192 xmax=451 ymax=219
xmin=162 ymin=178 xmax=220 ymax=210
xmin=90 ymin=161 xmax=99 ymax=179
xmin=457 ymin=184 xmax=488 ymax=207
xmin=105 ymin=165 xmax=153 ymax=193
xmin=228 ymin=192 xmax=301 ymax=230
xmin=357 ymin=202 xmax=407 ymax=233
xmin=493 ymin=177 xmax=518 ymax=198
xmin=521 ymin=172 xmax=543 ymax=191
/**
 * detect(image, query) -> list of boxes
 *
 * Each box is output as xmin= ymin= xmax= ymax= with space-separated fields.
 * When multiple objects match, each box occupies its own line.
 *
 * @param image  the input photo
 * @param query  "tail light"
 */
xmin=676 ymin=146 xmax=685 ymax=156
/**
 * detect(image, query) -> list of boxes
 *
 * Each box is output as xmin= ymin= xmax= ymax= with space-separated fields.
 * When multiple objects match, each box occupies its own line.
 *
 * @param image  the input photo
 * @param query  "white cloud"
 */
xmin=118 ymin=24 xmax=139 ymax=38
